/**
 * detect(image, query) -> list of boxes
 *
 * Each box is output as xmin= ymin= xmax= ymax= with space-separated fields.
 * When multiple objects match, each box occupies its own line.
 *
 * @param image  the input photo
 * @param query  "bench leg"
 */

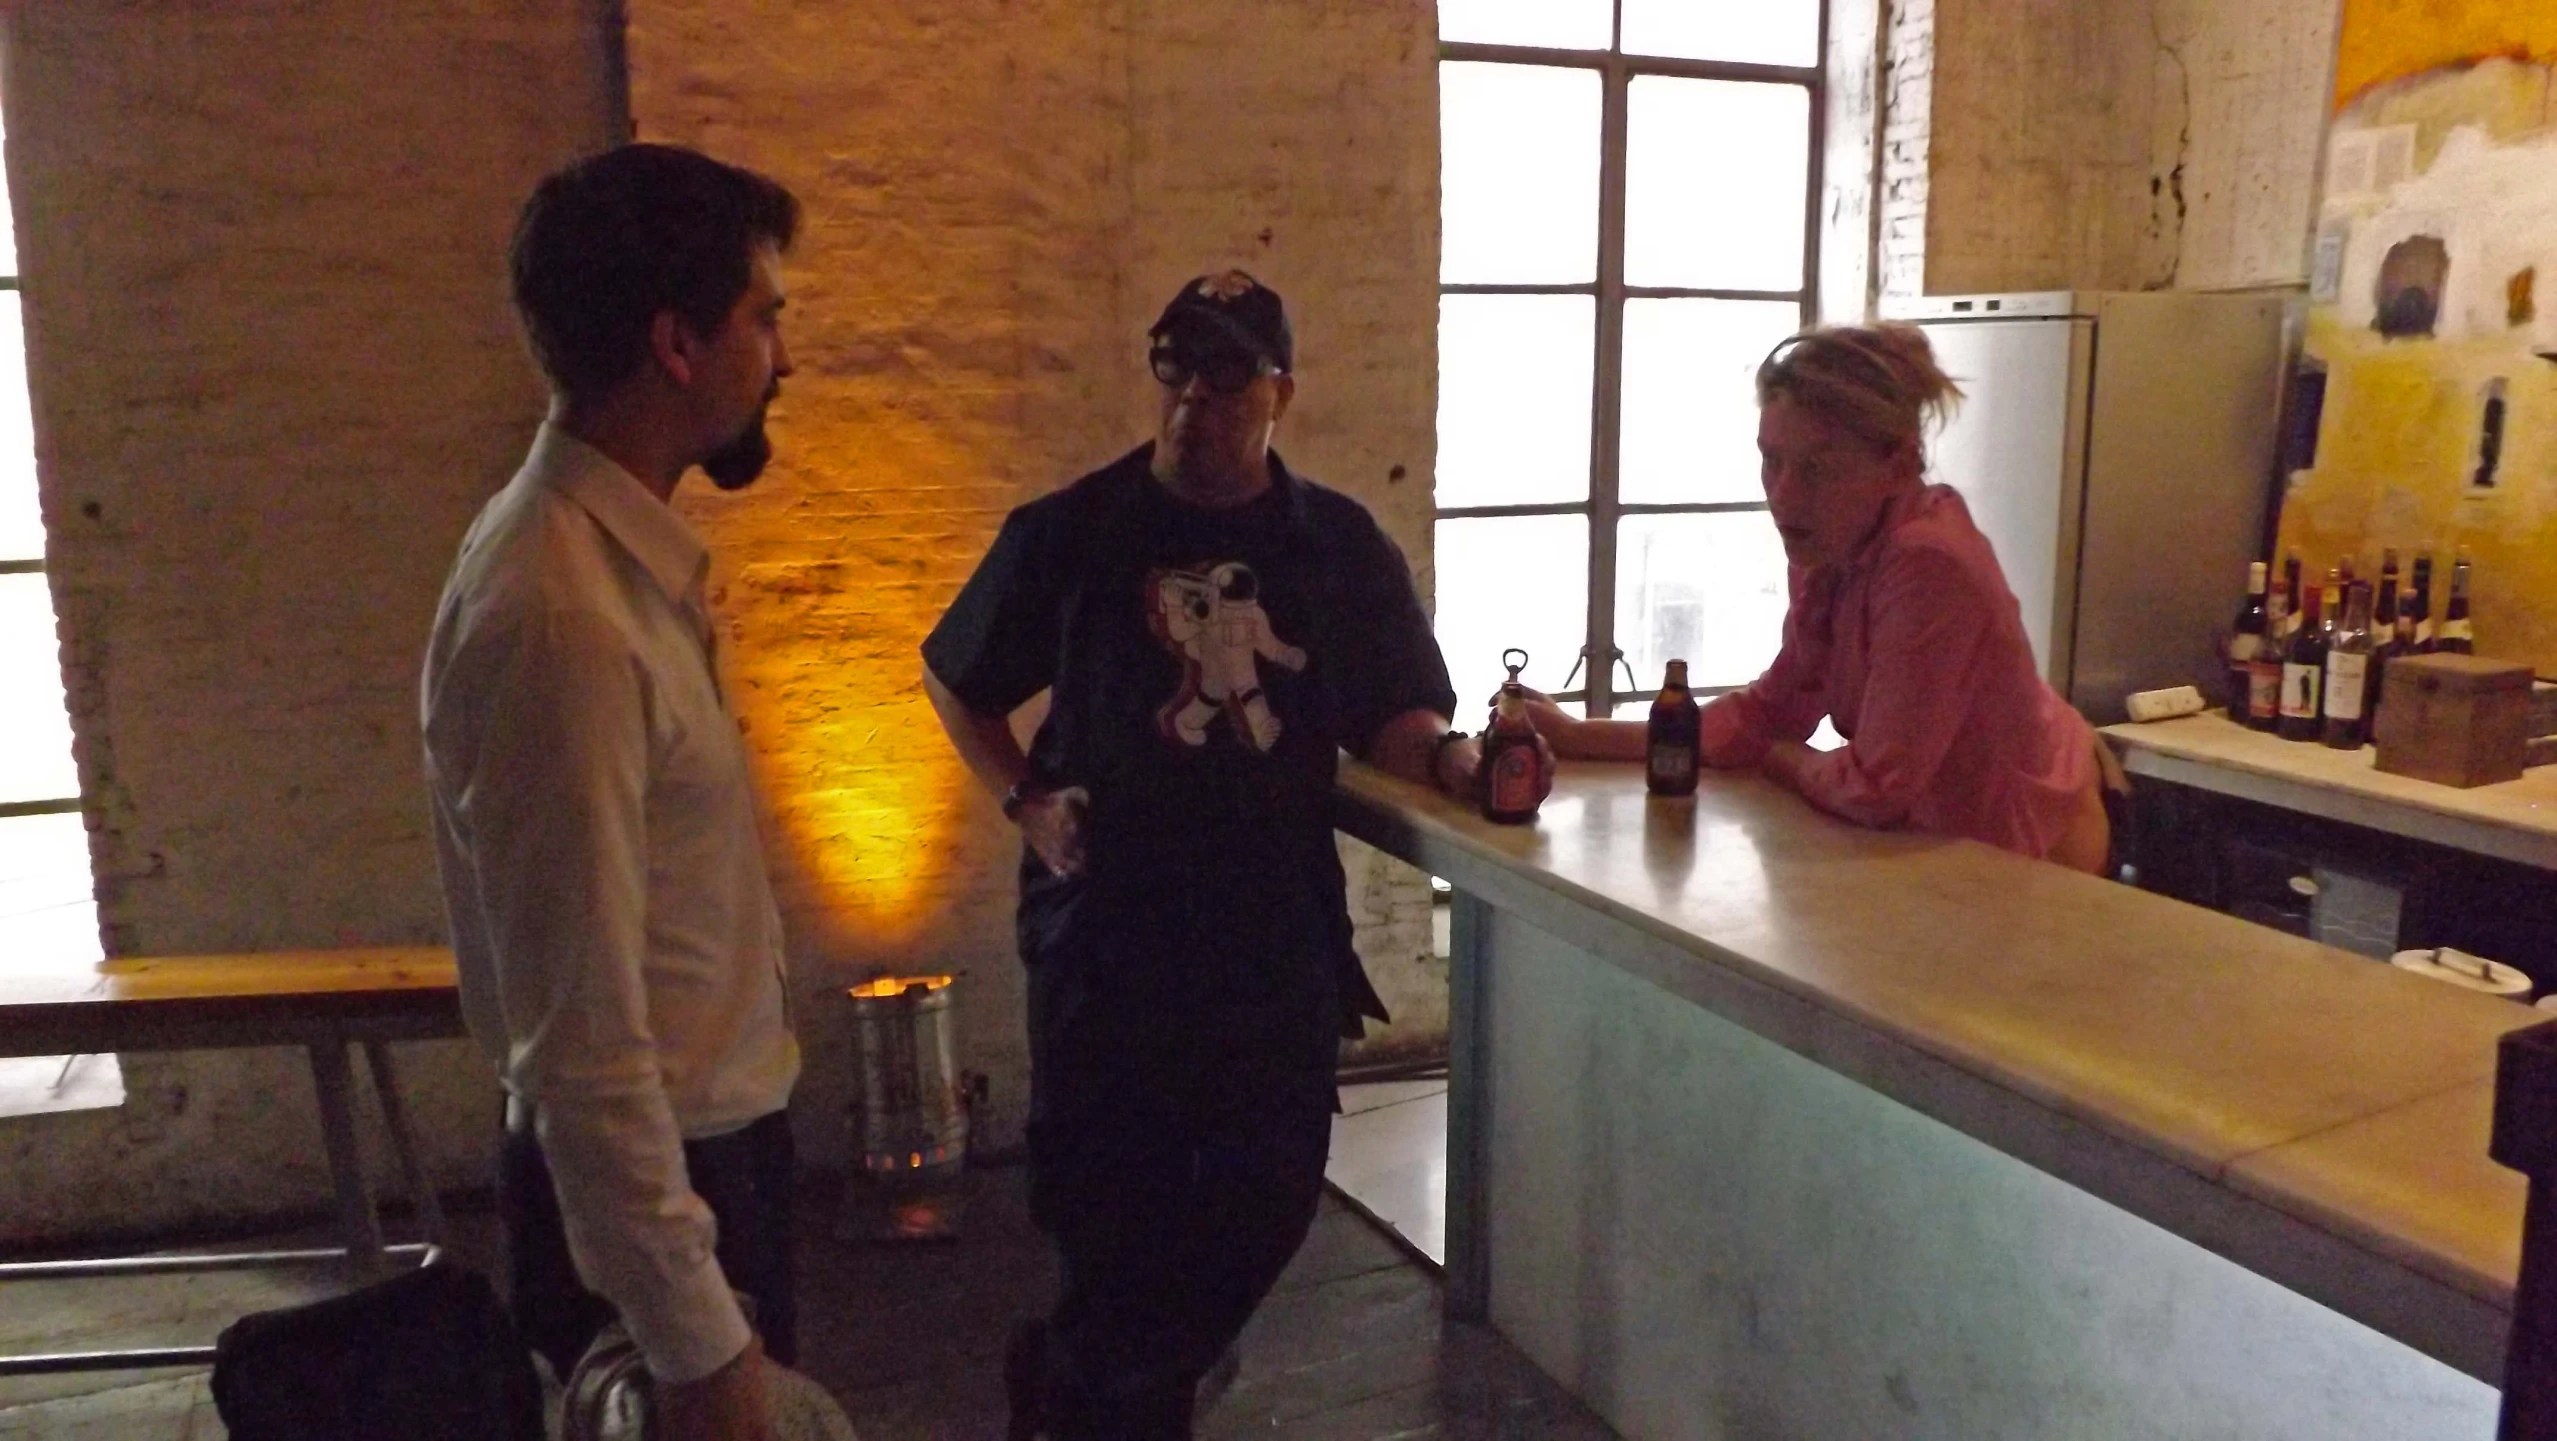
xmin=306 ymin=1038 xmax=384 ymax=1263
xmin=362 ymin=1039 xmax=445 ymax=1247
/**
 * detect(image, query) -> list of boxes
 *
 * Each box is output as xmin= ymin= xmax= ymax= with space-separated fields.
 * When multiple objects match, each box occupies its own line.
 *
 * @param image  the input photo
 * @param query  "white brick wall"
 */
xmin=0 ymin=2 xmax=619 ymax=1244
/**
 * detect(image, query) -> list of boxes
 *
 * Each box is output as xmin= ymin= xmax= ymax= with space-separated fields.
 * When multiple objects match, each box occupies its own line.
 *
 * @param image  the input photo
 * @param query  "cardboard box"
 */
xmin=2374 ymin=653 xmax=2533 ymax=788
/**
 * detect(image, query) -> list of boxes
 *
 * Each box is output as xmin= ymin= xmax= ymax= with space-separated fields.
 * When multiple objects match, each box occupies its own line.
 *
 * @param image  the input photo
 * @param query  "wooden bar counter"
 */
xmin=1335 ymin=759 xmax=2521 ymax=1439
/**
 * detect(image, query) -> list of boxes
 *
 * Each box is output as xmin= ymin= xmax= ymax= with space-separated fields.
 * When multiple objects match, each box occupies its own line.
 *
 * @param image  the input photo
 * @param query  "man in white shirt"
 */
xmin=421 ymin=143 xmax=801 ymax=1441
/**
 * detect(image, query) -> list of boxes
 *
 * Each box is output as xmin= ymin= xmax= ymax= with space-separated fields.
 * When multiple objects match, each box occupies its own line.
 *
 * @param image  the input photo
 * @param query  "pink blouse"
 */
xmin=1700 ymin=484 xmax=2096 ymax=862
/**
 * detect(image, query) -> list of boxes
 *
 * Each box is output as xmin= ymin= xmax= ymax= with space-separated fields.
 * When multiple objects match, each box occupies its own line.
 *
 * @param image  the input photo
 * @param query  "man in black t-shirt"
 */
xmin=922 ymin=272 xmax=1546 ymax=1439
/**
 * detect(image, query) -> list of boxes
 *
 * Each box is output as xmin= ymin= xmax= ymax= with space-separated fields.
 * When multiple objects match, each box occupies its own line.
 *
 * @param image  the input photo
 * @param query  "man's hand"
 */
xmin=1437 ymin=729 xmax=1559 ymax=809
xmin=1016 ymin=786 xmax=1091 ymax=877
xmin=658 ymin=1334 xmax=773 ymax=1441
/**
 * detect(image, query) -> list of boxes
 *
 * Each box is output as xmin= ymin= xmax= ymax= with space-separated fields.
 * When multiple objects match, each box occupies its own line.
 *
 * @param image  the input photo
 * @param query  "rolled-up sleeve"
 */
xmin=1784 ymin=547 xmax=1989 ymax=830
xmin=450 ymin=608 xmax=749 ymax=1384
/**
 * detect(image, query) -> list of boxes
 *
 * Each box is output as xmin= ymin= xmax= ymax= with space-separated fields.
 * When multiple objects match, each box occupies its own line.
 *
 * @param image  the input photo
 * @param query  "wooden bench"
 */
xmin=0 ymin=945 xmax=464 ymax=1376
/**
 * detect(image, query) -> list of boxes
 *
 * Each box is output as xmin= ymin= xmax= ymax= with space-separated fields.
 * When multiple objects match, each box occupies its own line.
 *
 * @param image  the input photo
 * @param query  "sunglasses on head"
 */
xmin=1150 ymin=340 xmax=1276 ymax=395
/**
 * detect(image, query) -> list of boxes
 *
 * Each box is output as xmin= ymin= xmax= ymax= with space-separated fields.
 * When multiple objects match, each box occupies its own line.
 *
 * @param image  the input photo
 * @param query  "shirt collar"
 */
xmin=521 ymin=423 xmax=710 ymax=604
xmin=1126 ymin=442 xmax=1312 ymax=531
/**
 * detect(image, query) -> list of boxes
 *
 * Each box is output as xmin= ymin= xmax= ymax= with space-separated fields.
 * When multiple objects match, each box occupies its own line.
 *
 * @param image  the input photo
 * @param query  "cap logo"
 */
xmin=1196 ymin=271 xmax=1257 ymax=301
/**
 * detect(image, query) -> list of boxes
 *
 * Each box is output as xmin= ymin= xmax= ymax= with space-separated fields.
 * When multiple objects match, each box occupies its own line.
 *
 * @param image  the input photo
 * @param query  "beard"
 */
xmin=701 ymin=406 xmax=773 ymax=492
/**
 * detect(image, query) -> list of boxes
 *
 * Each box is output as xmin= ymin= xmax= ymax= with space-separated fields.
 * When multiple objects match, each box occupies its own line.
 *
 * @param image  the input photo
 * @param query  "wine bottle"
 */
xmin=2278 ymin=577 xmax=2329 ymax=742
xmin=2228 ymin=562 xmax=2273 ymax=727
xmin=2323 ymin=581 xmax=2374 ymax=749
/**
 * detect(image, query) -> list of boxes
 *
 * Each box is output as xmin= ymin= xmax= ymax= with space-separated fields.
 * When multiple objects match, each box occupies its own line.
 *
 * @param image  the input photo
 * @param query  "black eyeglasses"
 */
xmin=1150 ymin=343 xmax=1275 ymax=395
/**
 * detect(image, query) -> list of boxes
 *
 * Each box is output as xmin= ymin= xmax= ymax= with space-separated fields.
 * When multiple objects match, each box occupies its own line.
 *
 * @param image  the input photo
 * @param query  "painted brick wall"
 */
xmin=623 ymin=0 xmax=1448 ymax=1168
xmin=0 ymin=2 xmax=620 ymax=1243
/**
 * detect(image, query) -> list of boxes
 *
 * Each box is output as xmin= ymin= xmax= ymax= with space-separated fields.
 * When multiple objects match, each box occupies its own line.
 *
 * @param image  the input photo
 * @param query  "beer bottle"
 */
xmin=2322 ymin=582 xmax=2375 ymax=750
xmin=1646 ymin=660 xmax=1700 ymax=797
xmin=2227 ymin=562 xmax=2272 ymax=725
xmin=1481 ymin=647 xmax=1545 ymax=824
xmin=2406 ymin=553 xmax=2435 ymax=653
xmin=2278 ymin=577 xmax=2328 ymax=742
xmin=2439 ymin=550 xmax=2475 ymax=654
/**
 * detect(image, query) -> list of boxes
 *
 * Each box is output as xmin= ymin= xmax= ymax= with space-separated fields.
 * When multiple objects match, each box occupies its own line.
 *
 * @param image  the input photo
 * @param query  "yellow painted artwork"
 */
xmin=2280 ymin=0 xmax=2557 ymax=676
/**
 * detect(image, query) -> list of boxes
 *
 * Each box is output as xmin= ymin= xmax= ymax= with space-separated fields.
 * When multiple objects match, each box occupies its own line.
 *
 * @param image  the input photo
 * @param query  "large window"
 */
xmin=0 ymin=105 xmax=115 ymax=1115
xmin=1433 ymin=0 xmax=1824 ymax=715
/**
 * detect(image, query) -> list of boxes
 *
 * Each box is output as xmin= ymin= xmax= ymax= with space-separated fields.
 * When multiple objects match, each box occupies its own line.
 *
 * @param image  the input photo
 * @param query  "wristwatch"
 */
xmin=1000 ymin=779 xmax=1046 ymax=822
xmin=1428 ymin=728 xmax=1471 ymax=796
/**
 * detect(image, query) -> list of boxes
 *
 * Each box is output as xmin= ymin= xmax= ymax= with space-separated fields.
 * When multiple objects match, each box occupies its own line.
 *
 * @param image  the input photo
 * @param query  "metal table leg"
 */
xmin=305 ymin=1036 xmax=384 ymax=1262
xmin=362 ymin=1038 xmax=445 ymax=1247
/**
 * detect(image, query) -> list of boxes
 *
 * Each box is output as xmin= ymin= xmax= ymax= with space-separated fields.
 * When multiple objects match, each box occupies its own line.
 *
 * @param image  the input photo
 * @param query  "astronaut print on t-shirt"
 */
xmin=1147 ymin=561 xmax=1309 ymax=752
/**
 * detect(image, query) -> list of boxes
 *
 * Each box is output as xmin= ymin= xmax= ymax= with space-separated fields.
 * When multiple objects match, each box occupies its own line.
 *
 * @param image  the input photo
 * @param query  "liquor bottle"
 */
xmin=2322 ymin=581 xmax=2375 ymax=749
xmin=2227 ymin=562 xmax=2273 ymax=725
xmin=2439 ymin=550 xmax=2475 ymax=654
xmin=2406 ymin=553 xmax=2435 ymax=653
xmin=2278 ymin=577 xmax=2328 ymax=742
xmin=2276 ymin=551 xmax=2304 ymax=642
xmin=2337 ymin=552 xmax=2358 ymax=587
xmin=2369 ymin=550 xmax=2402 ymax=723
xmin=1480 ymin=647 xmax=1545 ymax=824
xmin=1645 ymin=660 xmax=1700 ymax=797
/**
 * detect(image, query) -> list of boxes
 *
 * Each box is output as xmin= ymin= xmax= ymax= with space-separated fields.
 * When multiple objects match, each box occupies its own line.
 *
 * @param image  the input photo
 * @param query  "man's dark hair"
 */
xmin=509 ymin=143 xmax=800 ymax=403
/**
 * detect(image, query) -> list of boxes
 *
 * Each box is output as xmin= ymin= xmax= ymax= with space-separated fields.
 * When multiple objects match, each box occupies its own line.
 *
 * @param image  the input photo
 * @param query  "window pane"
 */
xmin=1441 ymin=62 xmax=1602 ymax=285
xmin=1624 ymin=78 xmax=1809 ymax=291
xmin=0 ymin=811 xmax=98 ymax=963
xmin=0 ymin=571 xmax=77 ymax=805
xmin=1622 ymin=0 xmax=1820 ymax=67
xmin=1619 ymin=298 xmax=1799 ymax=505
xmin=1439 ymin=0 xmax=1612 ymax=50
xmin=1438 ymin=294 xmax=1594 ymax=508
xmin=0 ymin=297 xmax=42 ymax=561
xmin=1616 ymin=511 xmax=1790 ymax=693
xmin=1434 ymin=513 xmax=1589 ymax=716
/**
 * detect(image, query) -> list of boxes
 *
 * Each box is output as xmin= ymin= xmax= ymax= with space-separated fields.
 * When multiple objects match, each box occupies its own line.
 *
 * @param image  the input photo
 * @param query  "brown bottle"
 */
xmin=1480 ymin=647 xmax=1545 ymax=824
xmin=2438 ymin=549 xmax=2475 ymax=654
xmin=1646 ymin=660 xmax=1700 ymax=797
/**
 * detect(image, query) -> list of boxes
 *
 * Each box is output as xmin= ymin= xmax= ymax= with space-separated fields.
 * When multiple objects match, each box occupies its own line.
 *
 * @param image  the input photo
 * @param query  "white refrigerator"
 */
xmin=1878 ymin=290 xmax=2290 ymax=727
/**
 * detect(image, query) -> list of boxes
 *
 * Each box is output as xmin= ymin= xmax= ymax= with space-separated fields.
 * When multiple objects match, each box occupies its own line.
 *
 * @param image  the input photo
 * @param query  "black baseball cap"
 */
xmin=1149 ymin=270 xmax=1293 ymax=373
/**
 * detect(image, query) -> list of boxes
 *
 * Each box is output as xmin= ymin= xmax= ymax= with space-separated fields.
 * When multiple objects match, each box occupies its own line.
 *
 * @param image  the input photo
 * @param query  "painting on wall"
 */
xmin=2277 ymin=0 xmax=2557 ymax=675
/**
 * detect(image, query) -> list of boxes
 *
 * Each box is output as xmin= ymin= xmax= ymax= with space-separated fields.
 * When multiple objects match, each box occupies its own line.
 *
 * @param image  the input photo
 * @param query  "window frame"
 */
xmin=0 ymin=260 xmax=72 ymax=821
xmin=1439 ymin=2 xmax=1827 ymax=713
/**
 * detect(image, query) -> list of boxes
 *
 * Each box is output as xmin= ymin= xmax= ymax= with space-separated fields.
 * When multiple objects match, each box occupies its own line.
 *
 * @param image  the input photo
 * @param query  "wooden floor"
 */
xmin=0 ymin=1165 xmax=1617 ymax=1439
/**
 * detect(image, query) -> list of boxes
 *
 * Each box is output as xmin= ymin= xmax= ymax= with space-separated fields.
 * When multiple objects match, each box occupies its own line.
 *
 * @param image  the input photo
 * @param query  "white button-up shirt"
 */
xmin=422 ymin=424 xmax=799 ymax=1383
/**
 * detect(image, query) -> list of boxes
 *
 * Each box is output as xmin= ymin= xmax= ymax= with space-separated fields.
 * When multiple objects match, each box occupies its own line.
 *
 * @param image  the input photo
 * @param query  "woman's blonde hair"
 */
xmin=1754 ymin=323 xmax=1964 ymax=457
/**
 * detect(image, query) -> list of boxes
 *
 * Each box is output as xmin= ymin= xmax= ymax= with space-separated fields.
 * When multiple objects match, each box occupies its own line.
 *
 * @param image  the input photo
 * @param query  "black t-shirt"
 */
xmin=922 ymin=444 xmax=1456 ymax=1056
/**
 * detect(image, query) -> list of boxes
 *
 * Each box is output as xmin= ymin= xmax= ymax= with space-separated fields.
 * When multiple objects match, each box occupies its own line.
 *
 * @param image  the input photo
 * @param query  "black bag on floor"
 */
xmin=211 ymin=1259 xmax=544 ymax=1440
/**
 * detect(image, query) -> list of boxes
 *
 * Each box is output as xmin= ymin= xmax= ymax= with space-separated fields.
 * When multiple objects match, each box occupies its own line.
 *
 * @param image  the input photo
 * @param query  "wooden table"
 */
xmin=0 ymin=946 xmax=463 ymax=1375
xmin=2103 ymin=711 xmax=2557 ymax=870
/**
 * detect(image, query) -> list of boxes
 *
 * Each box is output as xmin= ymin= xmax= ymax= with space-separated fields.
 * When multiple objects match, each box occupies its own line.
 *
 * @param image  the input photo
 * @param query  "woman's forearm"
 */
xmin=1555 ymin=716 xmax=1648 ymax=762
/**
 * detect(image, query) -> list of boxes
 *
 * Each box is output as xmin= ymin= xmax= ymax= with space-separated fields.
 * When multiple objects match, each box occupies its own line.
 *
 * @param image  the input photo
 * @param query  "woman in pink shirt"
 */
xmin=1529 ymin=324 xmax=2111 ymax=872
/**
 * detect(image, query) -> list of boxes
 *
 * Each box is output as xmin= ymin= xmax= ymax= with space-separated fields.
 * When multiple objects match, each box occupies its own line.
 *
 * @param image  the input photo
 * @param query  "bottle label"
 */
xmin=1648 ymin=744 xmax=1696 ymax=786
xmin=2228 ymin=633 xmax=2261 ymax=663
xmin=2324 ymin=653 xmax=2368 ymax=720
xmin=1486 ymin=744 xmax=1540 ymax=816
xmin=2441 ymin=618 xmax=2473 ymax=642
xmin=2280 ymin=662 xmax=2321 ymax=719
xmin=2415 ymin=619 xmax=2434 ymax=648
xmin=2246 ymin=662 xmax=2282 ymax=719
